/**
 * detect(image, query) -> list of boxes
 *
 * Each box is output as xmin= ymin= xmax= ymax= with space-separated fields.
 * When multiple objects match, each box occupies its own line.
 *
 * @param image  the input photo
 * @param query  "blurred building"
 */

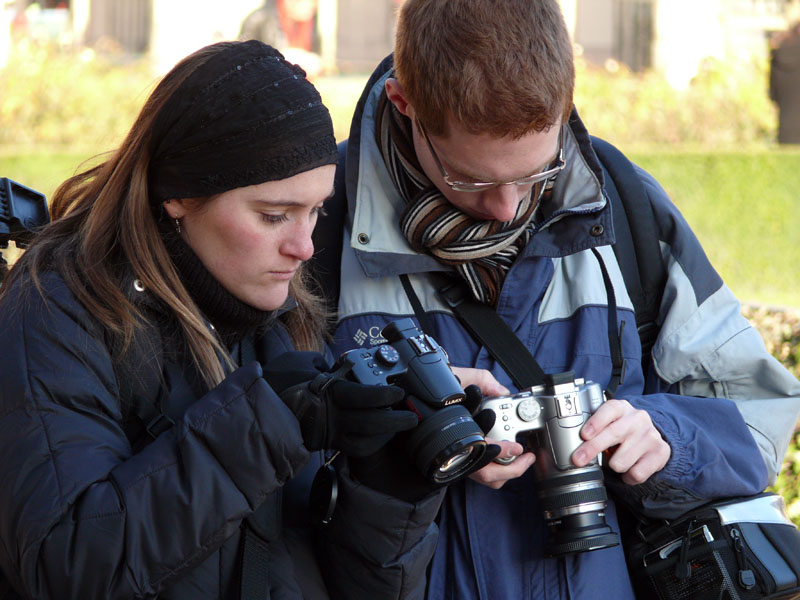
xmin=565 ymin=0 xmax=800 ymax=88
xmin=3 ymin=0 xmax=799 ymax=84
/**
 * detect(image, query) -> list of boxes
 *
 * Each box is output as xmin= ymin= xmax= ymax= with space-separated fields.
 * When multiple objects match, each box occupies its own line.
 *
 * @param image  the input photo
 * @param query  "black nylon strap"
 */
xmin=401 ymin=261 xmax=625 ymax=397
xmin=590 ymin=136 xmax=666 ymax=367
xmin=111 ymin=311 xmax=169 ymax=447
xmin=435 ymin=281 xmax=546 ymax=389
xmin=237 ymin=334 xmax=258 ymax=366
xmin=239 ymin=524 xmax=271 ymax=600
xmin=399 ymin=274 xmax=436 ymax=337
xmin=591 ymin=248 xmax=626 ymax=398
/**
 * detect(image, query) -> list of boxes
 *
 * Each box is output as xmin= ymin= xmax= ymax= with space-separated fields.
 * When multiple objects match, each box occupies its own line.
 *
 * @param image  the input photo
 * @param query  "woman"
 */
xmin=0 ymin=41 xmax=440 ymax=599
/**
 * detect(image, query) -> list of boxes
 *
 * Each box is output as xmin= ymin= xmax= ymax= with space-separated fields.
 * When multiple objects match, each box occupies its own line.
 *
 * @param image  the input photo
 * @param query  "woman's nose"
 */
xmin=282 ymin=221 xmax=315 ymax=261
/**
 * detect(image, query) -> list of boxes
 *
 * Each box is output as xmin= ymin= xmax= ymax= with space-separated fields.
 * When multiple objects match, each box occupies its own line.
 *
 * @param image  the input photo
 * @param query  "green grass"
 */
xmin=0 ymin=150 xmax=95 ymax=200
xmin=3 ymin=146 xmax=799 ymax=309
xmin=627 ymin=148 xmax=800 ymax=309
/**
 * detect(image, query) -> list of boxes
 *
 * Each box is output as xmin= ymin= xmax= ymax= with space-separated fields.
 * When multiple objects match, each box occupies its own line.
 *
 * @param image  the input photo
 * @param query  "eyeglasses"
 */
xmin=417 ymin=120 xmax=567 ymax=193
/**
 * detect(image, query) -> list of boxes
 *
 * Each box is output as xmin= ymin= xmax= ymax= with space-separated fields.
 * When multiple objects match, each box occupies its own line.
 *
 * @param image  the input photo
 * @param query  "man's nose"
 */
xmin=483 ymin=184 xmax=523 ymax=223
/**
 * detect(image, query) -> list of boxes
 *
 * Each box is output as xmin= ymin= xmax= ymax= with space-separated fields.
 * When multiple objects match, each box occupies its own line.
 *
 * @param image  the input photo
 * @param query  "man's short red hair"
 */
xmin=394 ymin=0 xmax=575 ymax=138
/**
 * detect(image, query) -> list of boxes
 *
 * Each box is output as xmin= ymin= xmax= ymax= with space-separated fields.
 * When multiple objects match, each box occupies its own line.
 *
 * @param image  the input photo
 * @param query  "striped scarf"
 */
xmin=376 ymin=92 xmax=547 ymax=306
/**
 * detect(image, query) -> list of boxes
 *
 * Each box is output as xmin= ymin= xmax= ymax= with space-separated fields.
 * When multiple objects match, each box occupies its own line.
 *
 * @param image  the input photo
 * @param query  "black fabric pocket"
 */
xmin=624 ymin=493 xmax=800 ymax=600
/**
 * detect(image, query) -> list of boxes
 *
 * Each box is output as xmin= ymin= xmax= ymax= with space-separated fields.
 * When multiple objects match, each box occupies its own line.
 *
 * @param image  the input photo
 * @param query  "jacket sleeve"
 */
xmin=0 ymin=274 xmax=311 ymax=599
xmin=609 ymin=167 xmax=800 ymax=518
xmin=255 ymin=329 xmax=442 ymax=599
xmin=317 ymin=460 xmax=446 ymax=600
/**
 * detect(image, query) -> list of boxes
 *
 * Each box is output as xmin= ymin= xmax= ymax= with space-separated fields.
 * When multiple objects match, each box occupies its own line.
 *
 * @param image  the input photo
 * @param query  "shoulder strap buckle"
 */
xmin=438 ymin=281 xmax=467 ymax=309
xmin=145 ymin=412 xmax=175 ymax=439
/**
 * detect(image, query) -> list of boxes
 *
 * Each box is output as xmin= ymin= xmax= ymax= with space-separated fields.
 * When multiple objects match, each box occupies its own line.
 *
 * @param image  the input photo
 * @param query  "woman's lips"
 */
xmin=269 ymin=269 xmax=297 ymax=280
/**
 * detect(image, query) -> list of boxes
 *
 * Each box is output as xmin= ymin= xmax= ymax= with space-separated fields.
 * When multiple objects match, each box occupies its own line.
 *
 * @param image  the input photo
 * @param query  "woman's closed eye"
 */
xmin=261 ymin=213 xmax=289 ymax=225
xmin=261 ymin=204 xmax=327 ymax=225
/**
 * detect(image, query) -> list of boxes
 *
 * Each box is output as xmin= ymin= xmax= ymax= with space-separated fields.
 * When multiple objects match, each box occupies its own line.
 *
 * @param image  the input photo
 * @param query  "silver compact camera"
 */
xmin=479 ymin=371 xmax=619 ymax=556
xmin=481 ymin=374 xmax=604 ymax=468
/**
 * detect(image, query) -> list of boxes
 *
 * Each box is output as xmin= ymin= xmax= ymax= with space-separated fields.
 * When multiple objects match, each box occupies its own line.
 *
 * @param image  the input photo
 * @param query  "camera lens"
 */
xmin=405 ymin=404 xmax=487 ymax=484
xmin=439 ymin=446 xmax=474 ymax=473
xmin=536 ymin=466 xmax=620 ymax=556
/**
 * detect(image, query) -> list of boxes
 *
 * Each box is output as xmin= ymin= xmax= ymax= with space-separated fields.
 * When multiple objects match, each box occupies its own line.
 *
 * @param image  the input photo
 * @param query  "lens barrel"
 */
xmin=536 ymin=466 xmax=620 ymax=556
xmin=405 ymin=404 xmax=487 ymax=483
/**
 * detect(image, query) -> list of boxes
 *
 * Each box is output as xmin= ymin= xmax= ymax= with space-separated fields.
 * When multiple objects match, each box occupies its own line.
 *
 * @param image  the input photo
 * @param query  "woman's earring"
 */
xmin=174 ymin=218 xmax=182 ymax=234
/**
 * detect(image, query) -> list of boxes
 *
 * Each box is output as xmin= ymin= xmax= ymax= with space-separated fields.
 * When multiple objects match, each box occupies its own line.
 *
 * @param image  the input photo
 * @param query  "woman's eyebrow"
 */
xmin=252 ymin=186 xmax=336 ymax=207
xmin=252 ymin=198 xmax=304 ymax=207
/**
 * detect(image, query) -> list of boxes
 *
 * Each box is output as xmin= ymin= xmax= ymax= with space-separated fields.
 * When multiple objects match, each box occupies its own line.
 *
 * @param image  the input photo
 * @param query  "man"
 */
xmin=770 ymin=20 xmax=800 ymax=144
xmin=317 ymin=1 xmax=800 ymax=597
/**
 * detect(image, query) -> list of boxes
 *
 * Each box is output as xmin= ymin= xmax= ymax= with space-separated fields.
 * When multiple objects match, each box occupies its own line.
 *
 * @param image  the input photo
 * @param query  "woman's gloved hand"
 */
xmin=348 ymin=384 xmax=502 ymax=502
xmin=263 ymin=351 xmax=418 ymax=457
xmin=462 ymin=383 xmax=498 ymax=435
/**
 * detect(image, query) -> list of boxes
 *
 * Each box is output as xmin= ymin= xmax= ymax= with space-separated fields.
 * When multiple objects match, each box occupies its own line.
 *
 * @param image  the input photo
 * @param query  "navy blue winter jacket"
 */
xmin=0 ymin=269 xmax=443 ymax=599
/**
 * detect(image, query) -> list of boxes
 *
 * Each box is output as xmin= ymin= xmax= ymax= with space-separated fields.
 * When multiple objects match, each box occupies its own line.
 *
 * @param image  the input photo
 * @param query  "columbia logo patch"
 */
xmin=352 ymin=326 xmax=388 ymax=347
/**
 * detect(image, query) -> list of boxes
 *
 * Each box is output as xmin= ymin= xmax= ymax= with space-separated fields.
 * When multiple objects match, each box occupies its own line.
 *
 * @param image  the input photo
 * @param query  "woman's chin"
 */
xmin=234 ymin=285 xmax=289 ymax=313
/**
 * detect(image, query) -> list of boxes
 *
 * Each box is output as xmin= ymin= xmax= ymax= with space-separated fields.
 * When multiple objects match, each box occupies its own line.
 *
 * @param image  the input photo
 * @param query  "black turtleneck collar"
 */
xmin=159 ymin=222 xmax=276 ymax=347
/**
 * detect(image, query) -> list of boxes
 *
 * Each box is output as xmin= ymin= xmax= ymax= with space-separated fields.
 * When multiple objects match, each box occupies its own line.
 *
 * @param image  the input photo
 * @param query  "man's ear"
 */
xmin=385 ymin=77 xmax=414 ymax=118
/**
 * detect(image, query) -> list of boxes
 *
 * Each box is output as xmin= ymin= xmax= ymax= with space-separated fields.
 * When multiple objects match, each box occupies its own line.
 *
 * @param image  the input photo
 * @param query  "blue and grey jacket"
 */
xmin=323 ymin=58 xmax=800 ymax=599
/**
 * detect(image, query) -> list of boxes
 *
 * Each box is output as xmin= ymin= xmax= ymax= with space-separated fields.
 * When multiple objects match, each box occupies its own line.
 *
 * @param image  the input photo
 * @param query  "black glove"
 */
xmin=349 ymin=385 xmax=502 ymax=503
xmin=263 ymin=351 xmax=418 ymax=457
xmin=348 ymin=432 xmax=443 ymax=502
xmin=262 ymin=351 xmax=337 ymax=393
xmin=462 ymin=384 xmax=502 ymax=464
xmin=462 ymin=384 xmax=498 ymax=435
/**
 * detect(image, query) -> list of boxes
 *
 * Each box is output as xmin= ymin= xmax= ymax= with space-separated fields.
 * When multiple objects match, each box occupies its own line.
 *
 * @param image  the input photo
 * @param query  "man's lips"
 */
xmin=470 ymin=210 xmax=499 ymax=221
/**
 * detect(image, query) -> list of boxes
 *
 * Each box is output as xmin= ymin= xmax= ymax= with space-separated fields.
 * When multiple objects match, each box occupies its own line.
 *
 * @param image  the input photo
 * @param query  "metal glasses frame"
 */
xmin=417 ymin=120 xmax=567 ymax=193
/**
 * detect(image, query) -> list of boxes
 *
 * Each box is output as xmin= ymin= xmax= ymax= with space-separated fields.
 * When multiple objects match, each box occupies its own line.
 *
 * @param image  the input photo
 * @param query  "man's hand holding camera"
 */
xmin=451 ymin=366 xmax=537 ymax=489
xmin=573 ymin=398 xmax=671 ymax=485
xmin=456 ymin=367 xmax=671 ymax=490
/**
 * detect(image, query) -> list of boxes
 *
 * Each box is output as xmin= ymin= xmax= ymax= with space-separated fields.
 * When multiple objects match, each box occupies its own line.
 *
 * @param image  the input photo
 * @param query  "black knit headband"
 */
xmin=149 ymin=40 xmax=338 ymax=203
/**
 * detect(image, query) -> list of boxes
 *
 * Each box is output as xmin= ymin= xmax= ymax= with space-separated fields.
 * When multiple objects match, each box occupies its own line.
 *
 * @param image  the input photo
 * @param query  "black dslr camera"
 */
xmin=335 ymin=318 xmax=488 ymax=484
xmin=480 ymin=371 xmax=620 ymax=556
xmin=0 ymin=178 xmax=49 ymax=281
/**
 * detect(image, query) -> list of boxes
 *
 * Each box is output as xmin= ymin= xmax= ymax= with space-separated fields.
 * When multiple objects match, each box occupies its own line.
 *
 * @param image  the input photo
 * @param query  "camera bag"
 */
xmin=624 ymin=493 xmax=800 ymax=600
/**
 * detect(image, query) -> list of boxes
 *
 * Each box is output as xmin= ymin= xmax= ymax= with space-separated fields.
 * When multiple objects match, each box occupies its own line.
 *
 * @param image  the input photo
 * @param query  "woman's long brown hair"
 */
xmin=0 ymin=43 xmax=327 ymax=389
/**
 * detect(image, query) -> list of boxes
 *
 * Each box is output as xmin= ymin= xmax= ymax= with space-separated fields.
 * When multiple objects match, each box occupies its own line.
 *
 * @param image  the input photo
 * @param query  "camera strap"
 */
xmin=433 ymin=277 xmax=546 ymax=389
xmin=399 ymin=246 xmax=626 ymax=397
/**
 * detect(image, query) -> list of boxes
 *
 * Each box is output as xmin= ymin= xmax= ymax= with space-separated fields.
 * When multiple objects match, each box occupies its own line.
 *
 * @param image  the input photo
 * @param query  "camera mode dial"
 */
xmin=517 ymin=397 xmax=541 ymax=422
xmin=375 ymin=344 xmax=400 ymax=366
